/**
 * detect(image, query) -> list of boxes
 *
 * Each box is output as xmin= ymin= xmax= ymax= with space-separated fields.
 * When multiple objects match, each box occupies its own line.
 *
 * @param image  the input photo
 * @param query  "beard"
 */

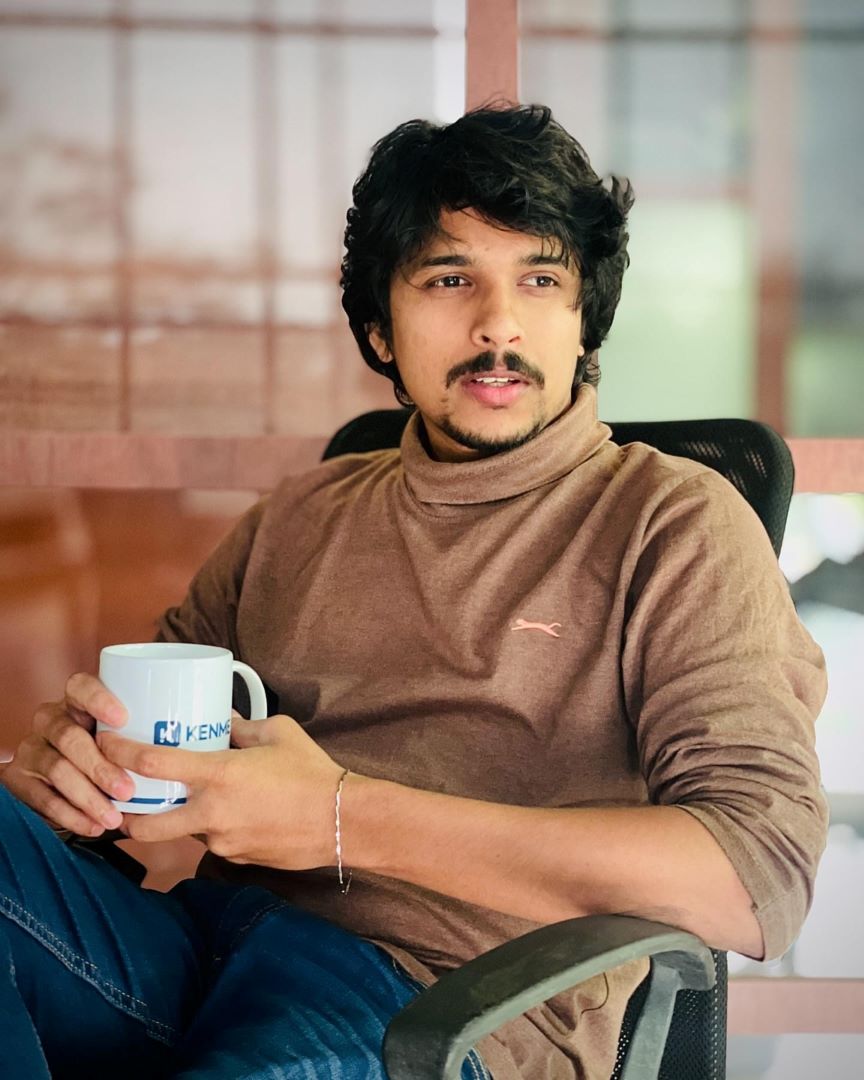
xmin=433 ymin=414 xmax=547 ymax=458
xmin=434 ymin=349 xmax=548 ymax=457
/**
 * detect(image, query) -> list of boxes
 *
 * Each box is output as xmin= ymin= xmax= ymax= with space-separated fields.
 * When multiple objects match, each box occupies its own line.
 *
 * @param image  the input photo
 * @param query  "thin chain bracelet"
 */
xmin=335 ymin=768 xmax=352 ymax=895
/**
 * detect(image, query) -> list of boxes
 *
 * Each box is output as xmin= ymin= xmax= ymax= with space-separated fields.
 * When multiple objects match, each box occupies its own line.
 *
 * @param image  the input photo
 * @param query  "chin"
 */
xmin=440 ymin=415 xmax=546 ymax=457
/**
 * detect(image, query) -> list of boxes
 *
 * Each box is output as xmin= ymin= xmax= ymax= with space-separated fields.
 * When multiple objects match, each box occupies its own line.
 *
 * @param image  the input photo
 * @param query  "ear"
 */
xmin=368 ymin=325 xmax=393 ymax=365
xmin=577 ymin=344 xmax=586 ymax=357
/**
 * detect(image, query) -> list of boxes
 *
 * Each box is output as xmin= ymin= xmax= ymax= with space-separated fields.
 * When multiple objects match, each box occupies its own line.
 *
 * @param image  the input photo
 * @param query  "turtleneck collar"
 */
xmin=398 ymin=383 xmax=611 ymax=506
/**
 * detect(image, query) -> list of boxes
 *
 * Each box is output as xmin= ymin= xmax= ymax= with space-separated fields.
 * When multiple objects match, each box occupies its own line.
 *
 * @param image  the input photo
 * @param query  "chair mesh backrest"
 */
xmin=610 ymin=951 xmax=728 ymax=1080
xmin=323 ymin=410 xmax=794 ymax=1078
xmin=607 ymin=419 xmax=793 ymax=556
xmin=323 ymin=409 xmax=413 ymax=459
xmin=323 ymin=411 xmax=794 ymax=556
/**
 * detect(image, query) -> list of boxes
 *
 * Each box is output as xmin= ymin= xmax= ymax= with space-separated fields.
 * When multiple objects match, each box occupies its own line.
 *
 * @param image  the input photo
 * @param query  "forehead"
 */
xmin=411 ymin=208 xmax=571 ymax=266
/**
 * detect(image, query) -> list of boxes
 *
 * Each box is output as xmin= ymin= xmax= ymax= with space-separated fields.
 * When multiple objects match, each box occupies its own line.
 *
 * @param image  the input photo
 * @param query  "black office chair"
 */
xmin=322 ymin=408 xmax=796 ymax=1080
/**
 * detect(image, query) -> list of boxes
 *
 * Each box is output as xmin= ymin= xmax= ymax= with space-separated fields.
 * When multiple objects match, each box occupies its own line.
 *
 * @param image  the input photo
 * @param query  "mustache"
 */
xmin=445 ymin=351 xmax=546 ymax=389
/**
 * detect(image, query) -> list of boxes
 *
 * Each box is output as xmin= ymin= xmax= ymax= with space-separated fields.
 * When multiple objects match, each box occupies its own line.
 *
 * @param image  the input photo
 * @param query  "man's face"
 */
xmin=369 ymin=209 xmax=586 ymax=462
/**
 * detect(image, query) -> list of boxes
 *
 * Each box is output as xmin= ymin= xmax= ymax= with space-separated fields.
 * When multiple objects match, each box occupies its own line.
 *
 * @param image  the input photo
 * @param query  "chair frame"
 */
xmin=383 ymin=917 xmax=716 ymax=1080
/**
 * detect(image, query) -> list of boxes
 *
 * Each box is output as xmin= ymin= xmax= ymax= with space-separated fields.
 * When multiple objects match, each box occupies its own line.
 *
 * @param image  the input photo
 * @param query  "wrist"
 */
xmin=337 ymin=772 xmax=400 ymax=877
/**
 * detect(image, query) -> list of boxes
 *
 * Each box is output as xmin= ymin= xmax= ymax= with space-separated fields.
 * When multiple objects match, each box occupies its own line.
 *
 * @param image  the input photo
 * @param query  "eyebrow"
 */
xmin=416 ymin=254 xmax=471 ymax=268
xmin=414 ymin=252 xmax=572 ymax=269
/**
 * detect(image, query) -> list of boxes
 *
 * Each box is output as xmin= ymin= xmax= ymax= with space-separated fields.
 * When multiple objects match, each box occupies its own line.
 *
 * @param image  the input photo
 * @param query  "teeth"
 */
xmin=475 ymin=377 xmax=515 ymax=385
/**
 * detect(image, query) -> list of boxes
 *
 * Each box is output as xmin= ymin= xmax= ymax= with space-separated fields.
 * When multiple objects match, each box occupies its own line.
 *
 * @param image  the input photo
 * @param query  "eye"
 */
xmin=524 ymin=274 xmax=559 ymax=288
xmin=428 ymin=274 xmax=468 ymax=289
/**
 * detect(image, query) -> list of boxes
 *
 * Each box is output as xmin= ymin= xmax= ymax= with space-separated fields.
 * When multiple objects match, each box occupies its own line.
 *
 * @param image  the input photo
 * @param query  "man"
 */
xmin=0 ymin=105 xmax=827 ymax=1079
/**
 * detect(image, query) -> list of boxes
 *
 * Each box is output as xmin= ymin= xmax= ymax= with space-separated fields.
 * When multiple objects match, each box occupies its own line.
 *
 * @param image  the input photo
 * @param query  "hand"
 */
xmin=0 ymin=673 xmax=135 ymax=837
xmin=97 ymin=714 xmax=345 ymax=870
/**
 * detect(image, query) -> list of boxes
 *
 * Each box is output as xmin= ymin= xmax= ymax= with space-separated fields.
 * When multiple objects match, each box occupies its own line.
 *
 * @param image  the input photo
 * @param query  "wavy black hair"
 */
xmin=340 ymin=104 xmax=633 ymax=402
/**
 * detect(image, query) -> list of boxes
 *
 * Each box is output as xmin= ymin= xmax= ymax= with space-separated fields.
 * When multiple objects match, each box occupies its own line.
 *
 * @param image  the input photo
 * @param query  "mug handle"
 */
xmin=232 ymin=661 xmax=269 ymax=721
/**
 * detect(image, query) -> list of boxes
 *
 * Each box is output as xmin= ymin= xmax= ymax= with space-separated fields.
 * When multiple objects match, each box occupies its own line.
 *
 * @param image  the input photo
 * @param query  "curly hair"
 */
xmin=340 ymin=104 xmax=633 ymax=401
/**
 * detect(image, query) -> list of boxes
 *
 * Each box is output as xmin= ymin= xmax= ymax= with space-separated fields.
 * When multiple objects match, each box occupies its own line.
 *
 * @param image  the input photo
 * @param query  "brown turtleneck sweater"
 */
xmin=158 ymin=385 xmax=827 ymax=1079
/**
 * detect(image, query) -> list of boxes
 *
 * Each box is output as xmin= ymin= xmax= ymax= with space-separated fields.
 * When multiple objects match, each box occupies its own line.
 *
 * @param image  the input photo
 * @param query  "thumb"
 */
xmin=230 ymin=715 xmax=274 ymax=749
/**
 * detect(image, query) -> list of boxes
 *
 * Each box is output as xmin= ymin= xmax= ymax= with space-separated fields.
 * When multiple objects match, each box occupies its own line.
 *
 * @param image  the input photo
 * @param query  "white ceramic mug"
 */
xmin=96 ymin=643 xmax=268 ymax=814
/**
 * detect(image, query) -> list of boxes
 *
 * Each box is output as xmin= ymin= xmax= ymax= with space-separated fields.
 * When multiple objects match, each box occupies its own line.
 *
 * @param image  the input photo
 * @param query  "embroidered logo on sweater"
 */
xmin=510 ymin=618 xmax=562 ymax=638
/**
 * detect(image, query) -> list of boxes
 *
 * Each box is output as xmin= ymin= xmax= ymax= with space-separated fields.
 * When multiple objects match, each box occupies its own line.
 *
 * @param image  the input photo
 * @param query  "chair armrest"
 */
xmin=383 ymin=914 xmax=715 ymax=1080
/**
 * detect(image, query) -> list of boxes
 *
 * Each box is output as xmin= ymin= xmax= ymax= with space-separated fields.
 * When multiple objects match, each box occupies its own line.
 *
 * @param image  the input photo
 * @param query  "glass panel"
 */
xmin=273 ymin=325 xmax=393 ymax=437
xmin=130 ymin=31 xmax=259 ymax=321
xmin=613 ymin=41 xmax=744 ymax=187
xmin=275 ymin=34 xmax=341 ymax=271
xmin=340 ymin=38 xmax=444 ymax=162
xmin=598 ymin=201 xmax=755 ymax=422
xmin=794 ymin=824 xmax=864 ymax=978
xmin=134 ymin=272 xmax=263 ymax=325
xmin=0 ymin=271 xmax=116 ymax=323
xmin=785 ymin=493 xmax=864 ymax=798
xmin=130 ymin=0 xmax=256 ymax=18
xmin=0 ymin=1 xmax=111 ymax=13
xmin=0 ymin=26 xmax=114 ymax=274
xmin=520 ymin=0 xmax=608 ymax=30
xmin=273 ymin=0 xmax=443 ymax=28
xmin=519 ymin=38 xmax=609 ymax=163
xmin=521 ymin=0 xmax=747 ymax=83
xmin=791 ymin=39 xmax=864 ymax=436
xmin=519 ymin=2 xmax=752 ymax=423
xmin=520 ymin=2 xmax=863 ymax=435
xmin=728 ymin=1034 xmax=864 ymax=1079
xmin=129 ymin=327 xmax=265 ymax=433
xmin=0 ymin=1 xmax=465 ymax=436
xmin=0 ymin=326 xmax=121 ymax=429
xmin=624 ymin=0 xmax=743 ymax=30
xmin=276 ymin=279 xmax=336 ymax=327
xmin=801 ymin=0 xmax=864 ymax=31
xmin=275 ymin=31 xmax=448 ymax=277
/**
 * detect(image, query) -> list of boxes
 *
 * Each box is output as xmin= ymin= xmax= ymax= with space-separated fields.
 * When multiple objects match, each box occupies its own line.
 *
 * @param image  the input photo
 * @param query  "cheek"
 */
xmin=542 ymin=342 xmax=583 ymax=399
xmin=395 ymin=322 xmax=444 ymax=372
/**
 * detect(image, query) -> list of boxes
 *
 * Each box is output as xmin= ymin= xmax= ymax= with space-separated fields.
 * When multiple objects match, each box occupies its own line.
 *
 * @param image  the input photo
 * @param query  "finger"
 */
xmin=23 ymin=747 xmax=125 ymax=830
xmin=37 ymin=781 xmax=111 ymax=837
xmin=38 ymin=707 xmax=135 ymax=801
xmin=122 ymin=804 xmax=203 ymax=845
xmin=229 ymin=715 xmax=277 ymax=748
xmin=64 ymin=672 xmax=127 ymax=729
xmin=4 ymin=763 xmax=112 ymax=838
xmin=10 ymin=735 xmax=127 ymax=828
xmin=32 ymin=700 xmax=91 ymax=741
xmin=97 ymin=732 xmax=225 ymax=786
xmin=33 ymin=700 xmax=95 ymax=742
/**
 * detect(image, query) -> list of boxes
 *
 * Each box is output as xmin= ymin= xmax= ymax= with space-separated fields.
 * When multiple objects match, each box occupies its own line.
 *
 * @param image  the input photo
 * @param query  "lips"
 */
xmin=461 ymin=371 xmax=530 ymax=408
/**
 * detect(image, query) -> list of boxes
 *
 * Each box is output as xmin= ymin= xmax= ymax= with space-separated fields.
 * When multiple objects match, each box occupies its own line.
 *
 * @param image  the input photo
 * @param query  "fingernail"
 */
xmin=89 ymin=823 xmax=104 ymax=837
xmin=102 ymin=808 xmax=123 ymax=829
xmin=103 ymin=705 xmax=125 ymax=727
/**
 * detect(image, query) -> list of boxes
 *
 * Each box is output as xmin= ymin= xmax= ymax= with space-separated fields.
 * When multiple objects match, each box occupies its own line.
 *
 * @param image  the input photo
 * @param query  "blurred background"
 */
xmin=0 ymin=2 xmax=862 ymax=1075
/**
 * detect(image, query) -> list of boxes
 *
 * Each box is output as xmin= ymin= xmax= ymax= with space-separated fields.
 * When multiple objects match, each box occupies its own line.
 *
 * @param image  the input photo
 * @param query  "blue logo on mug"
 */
xmin=185 ymin=720 xmax=231 ymax=742
xmin=153 ymin=719 xmax=182 ymax=746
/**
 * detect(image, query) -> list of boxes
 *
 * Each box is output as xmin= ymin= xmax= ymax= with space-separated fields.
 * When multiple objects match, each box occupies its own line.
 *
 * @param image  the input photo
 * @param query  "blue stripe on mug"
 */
xmin=125 ymin=797 xmax=188 ymax=805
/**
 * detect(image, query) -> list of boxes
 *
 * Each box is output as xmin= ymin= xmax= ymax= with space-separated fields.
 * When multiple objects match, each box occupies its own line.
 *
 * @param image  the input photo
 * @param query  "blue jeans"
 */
xmin=0 ymin=785 xmax=490 ymax=1079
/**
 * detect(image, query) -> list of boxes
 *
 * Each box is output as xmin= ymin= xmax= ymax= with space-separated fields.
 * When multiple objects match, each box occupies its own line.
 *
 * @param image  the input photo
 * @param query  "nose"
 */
xmin=469 ymin=285 xmax=523 ymax=351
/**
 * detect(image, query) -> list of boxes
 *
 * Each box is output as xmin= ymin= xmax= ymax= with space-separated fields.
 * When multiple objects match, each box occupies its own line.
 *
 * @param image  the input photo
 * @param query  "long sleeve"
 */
xmin=622 ymin=470 xmax=828 ymax=958
xmin=156 ymin=497 xmax=268 ymax=654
